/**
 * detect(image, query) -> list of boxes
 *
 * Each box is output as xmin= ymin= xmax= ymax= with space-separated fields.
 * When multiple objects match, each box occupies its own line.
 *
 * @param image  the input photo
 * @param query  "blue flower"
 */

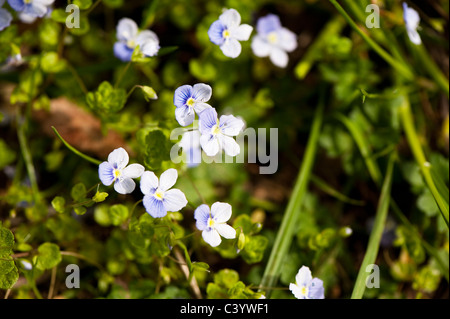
xmin=251 ymin=14 xmax=297 ymax=68
xmin=140 ymin=168 xmax=188 ymax=218
xmin=173 ymin=83 xmax=212 ymax=126
xmin=402 ymin=2 xmax=421 ymax=45
xmin=179 ymin=130 xmax=202 ymax=168
xmin=7 ymin=0 xmax=54 ymax=18
xmin=114 ymin=18 xmax=160 ymax=62
xmin=289 ymin=266 xmax=325 ymax=299
xmin=194 ymin=202 xmax=236 ymax=247
xmin=99 ymin=147 xmax=145 ymax=194
xmin=0 ymin=0 xmax=12 ymax=31
xmin=207 ymin=8 xmax=253 ymax=58
xmin=198 ymin=107 xmax=245 ymax=157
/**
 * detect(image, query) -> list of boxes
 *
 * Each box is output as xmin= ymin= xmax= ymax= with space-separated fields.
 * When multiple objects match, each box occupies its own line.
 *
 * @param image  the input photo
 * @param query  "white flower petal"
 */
xmin=122 ymin=163 xmax=145 ymax=179
xmin=116 ymin=18 xmax=139 ymax=42
xmin=214 ymin=223 xmax=236 ymax=239
xmin=219 ymin=115 xmax=245 ymax=136
xmin=269 ymin=47 xmax=289 ymax=68
xmin=143 ymin=194 xmax=167 ymax=218
xmin=159 ymin=168 xmax=178 ymax=191
xmin=175 ymin=105 xmax=195 ymax=127
xmin=193 ymin=102 xmax=212 ymax=114
xmin=98 ymin=162 xmax=115 ymax=186
xmin=192 ymin=83 xmax=212 ymax=102
xmin=140 ymin=171 xmax=159 ymax=195
xmin=194 ymin=204 xmax=211 ymax=231
xmin=202 ymin=229 xmax=222 ymax=247
xmin=136 ymin=30 xmax=160 ymax=56
xmin=407 ymin=28 xmax=422 ymax=45
xmin=289 ymin=283 xmax=306 ymax=299
xmin=279 ymin=28 xmax=298 ymax=52
xmin=251 ymin=35 xmax=271 ymax=57
xmin=211 ymin=202 xmax=232 ymax=223
xmin=219 ymin=134 xmax=240 ymax=156
xmin=403 ymin=3 xmax=420 ymax=29
xmin=233 ymin=24 xmax=253 ymax=41
xmin=162 ymin=188 xmax=187 ymax=212
xmin=295 ymin=266 xmax=313 ymax=287
xmin=108 ymin=147 xmax=129 ymax=169
xmin=114 ymin=178 xmax=136 ymax=194
xmin=220 ymin=38 xmax=242 ymax=58
xmin=200 ymin=134 xmax=220 ymax=157
xmin=219 ymin=8 xmax=241 ymax=28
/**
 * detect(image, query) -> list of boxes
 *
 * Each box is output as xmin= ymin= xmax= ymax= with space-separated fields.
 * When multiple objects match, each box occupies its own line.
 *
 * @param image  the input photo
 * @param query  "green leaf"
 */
xmin=41 ymin=52 xmax=66 ymax=73
xmin=0 ymin=139 xmax=16 ymax=170
xmin=68 ymin=16 xmax=90 ymax=36
xmin=192 ymin=262 xmax=210 ymax=273
xmin=73 ymin=0 xmax=93 ymax=10
xmin=109 ymin=204 xmax=129 ymax=226
xmin=143 ymin=129 xmax=172 ymax=170
xmin=103 ymin=0 xmax=123 ymax=9
xmin=86 ymin=81 xmax=127 ymax=114
xmin=92 ymin=191 xmax=109 ymax=203
xmin=74 ymin=206 xmax=87 ymax=215
xmin=71 ymin=183 xmax=87 ymax=202
xmin=36 ymin=243 xmax=62 ymax=270
xmin=0 ymin=226 xmax=14 ymax=257
xmin=51 ymin=9 xmax=67 ymax=23
xmin=0 ymin=264 xmax=19 ymax=289
xmin=51 ymin=196 xmax=66 ymax=213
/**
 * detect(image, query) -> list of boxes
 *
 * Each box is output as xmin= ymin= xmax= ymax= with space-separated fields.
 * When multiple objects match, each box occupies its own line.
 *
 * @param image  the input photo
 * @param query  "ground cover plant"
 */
xmin=0 ymin=0 xmax=448 ymax=300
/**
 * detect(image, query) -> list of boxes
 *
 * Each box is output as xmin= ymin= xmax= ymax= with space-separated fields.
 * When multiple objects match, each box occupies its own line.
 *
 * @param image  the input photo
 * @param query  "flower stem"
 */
xmin=259 ymin=92 xmax=325 ymax=297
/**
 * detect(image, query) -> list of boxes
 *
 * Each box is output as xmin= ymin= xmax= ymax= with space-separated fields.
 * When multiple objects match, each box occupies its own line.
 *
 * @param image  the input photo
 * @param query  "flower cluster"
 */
xmin=289 ymin=266 xmax=325 ymax=299
xmin=1 ymin=0 xmax=53 ymax=30
xmin=98 ymin=147 xmax=236 ymax=247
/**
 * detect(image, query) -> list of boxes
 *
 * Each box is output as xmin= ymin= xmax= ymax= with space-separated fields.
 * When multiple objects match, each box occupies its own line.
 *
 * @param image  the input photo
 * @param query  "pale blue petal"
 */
xmin=162 ymin=189 xmax=187 ymax=212
xmin=198 ymin=107 xmax=218 ymax=134
xmin=219 ymin=8 xmax=241 ymax=29
xmin=143 ymin=194 xmax=167 ymax=218
xmin=175 ymin=105 xmax=195 ymax=127
xmin=23 ymin=3 xmax=47 ymax=17
xmin=98 ymin=162 xmax=115 ymax=186
xmin=211 ymin=202 xmax=232 ymax=223
xmin=214 ymin=223 xmax=236 ymax=239
xmin=194 ymin=204 xmax=210 ymax=231
xmin=173 ymin=85 xmax=193 ymax=108
xmin=218 ymin=134 xmax=240 ymax=157
xmin=107 ymin=147 xmax=129 ymax=169
xmin=114 ymin=177 xmax=136 ymax=194
xmin=219 ymin=114 xmax=245 ymax=136
xmin=0 ymin=8 xmax=12 ymax=31
xmin=220 ymin=38 xmax=241 ymax=58
xmin=114 ymin=42 xmax=133 ymax=62
xmin=200 ymin=134 xmax=220 ymax=157
xmin=202 ymin=228 xmax=221 ymax=247
xmin=159 ymin=168 xmax=178 ymax=191
xmin=116 ymin=18 xmax=138 ymax=42
xmin=140 ymin=171 xmax=158 ymax=195
xmin=7 ymin=0 xmax=25 ymax=12
xmin=256 ymin=14 xmax=281 ymax=36
xmin=208 ymin=20 xmax=226 ymax=46
xmin=308 ymin=278 xmax=325 ymax=299
xmin=295 ymin=266 xmax=313 ymax=287
xmin=122 ymin=163 xmax=144 ymax=179
xmin=191 ymin=83 xmax=212 ymax=102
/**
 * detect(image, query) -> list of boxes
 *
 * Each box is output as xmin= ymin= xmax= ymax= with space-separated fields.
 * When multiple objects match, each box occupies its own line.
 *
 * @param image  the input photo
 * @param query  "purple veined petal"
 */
xmin=256 ymin=14 xmax=281 ymax=36
xmin=269 ymin=46 xmax=289 ymax=68
xmin=251 ymin=35 xmax=271 ymax=57
xmin=98 ymin=162 xmax=115 ymax=186
xmin=194 ymin=204 xmax=211 ymax=231
xmin=219 ymin=134 xmax=240 ymax=156
xmin=116 ymin=17 xmax=139 ymax=42
xmin=198 ymin=107 xmax=218 ymax=134
xmin=219 ymin=8 xmax=241 ymax=29
xmin=202 ymin=228 xmax=222 ymax=247
xmin=122 ymin=163 xmax=145 ymax=179
xmin=308 ymin=278 xmax=325 ymax=299
xmin=219 ymin=114 xmax=245 ymax=136
xmin=174 ymin=85 xmax=193 ymax=108
xmin=7 ymin=0 xmax=25 ymax=12
xmin=140 ymin=171 xmax=159 ymax=195
xmin=208 ymin=20 xmax=226 ymax=46
xmin=279 ymin=28 xmax=298 ymax=52
xmin=162 ymin=188 xmax=187 ymax=212
xmin=114 ymin=177 xmax=136 ymax=194
xmin=220 ymin=38 xmax=242 ymax=58
xmin=289 ymin=283 xmax=306 ymax=299
xmin=175 ymin=105 xmax=195 ymax=127
xmin=295 ymin=266 xmax=313 ymax=287
xmin=211 ymin=202 xmax=232 ymax=223
xmin=113 ymin=42 xmax=133 ymax=62
xmin=232 ymin=24 xmax=253 ymax=41
xmin=23 ymin=2 xmax=47 ymax=17
xmin=200 ymin=134 xmax=220 ymax=157
xmin=107 ymin=147 xmax=129 ymax=169
xmin=159 ymin=168 xmax=178 ymax=191
xmin=0 ymin=8 xmax=12 ymax=31
xmin=214 ymin=223 xmax=236 ymax=239
xmin=192 ymin=83 xmax=212 ymax=102
xmin=143 ymin=194 xmax=167 ymax=218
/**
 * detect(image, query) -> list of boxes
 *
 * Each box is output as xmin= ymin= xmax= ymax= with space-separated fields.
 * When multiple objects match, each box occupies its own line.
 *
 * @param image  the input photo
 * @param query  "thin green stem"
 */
xmin=259 ymin=93 xmax=325 ymax=297
xmin=351 ymin=152 xmax=396 ymax=299
xmin=114 ymin=61 xmax=131 ymax=89
xmin=52 ymin=126 xmax=102 ymax=165
xmin=398 ymin=95 xmax=449 ymax=227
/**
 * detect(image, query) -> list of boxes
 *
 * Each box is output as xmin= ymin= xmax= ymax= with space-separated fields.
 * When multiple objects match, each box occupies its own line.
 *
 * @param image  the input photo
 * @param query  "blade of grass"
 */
xmin=51 ymin=126 xmax=102 ymax=166
xmin=259 ymin=93 xmax=325 ymax=297
xmin=398 ymin=95 xmax=449 ymax=227
xmin=311 ymin=174 xmax=366 ymax=206
xmin=351 ymin=152 xmax=396 ymax=299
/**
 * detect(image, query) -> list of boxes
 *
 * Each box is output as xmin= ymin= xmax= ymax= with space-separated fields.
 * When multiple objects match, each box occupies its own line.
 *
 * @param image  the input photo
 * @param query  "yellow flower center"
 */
xmin=186 ymin=97 xmax=195 ymax=107
xmin=154 ymin=190 xmax=165 ymax=200
xmin=268 ymin=32 xmax=278 ymax=44
xmin=24 ymin=0 xmax=32 ymax=3
xmin=207 ymin=217 xmax=215 ymax=228
xmin=300 ymin=286 xmax=308 ymax=296
xmin=127 ymin=39 xmax=136 ymax=49
xmin=113 ymin=169 xmax=121 ymax=179
xmin=222 ymin=29 xmax=231 ymax=39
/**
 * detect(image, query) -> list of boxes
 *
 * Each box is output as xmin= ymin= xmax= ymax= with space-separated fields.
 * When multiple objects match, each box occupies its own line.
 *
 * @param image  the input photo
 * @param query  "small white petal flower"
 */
xmin=173 ymin=83 xmax=213 ymax=126
xmin=403 ymin=2 xmax=421 ymax=45
xmin=198 ymin=108 xmax=245 ymax=157
xmin=251 ymin=14 xmax=297 ymax=68
xmin=289 ymin=266 xmax=325 ymax=299
xmin=194 ymin=202 xmax=236 ymax=247
xmin=8 ymin=0 xmax=53 ymax=18
xmin=140 ymin=168 xmax=188 ymax=218
xmin=208 ymin=8 xmax=253 ymax=58
xmin=98 ymin=147 xmax=145 ymax=195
